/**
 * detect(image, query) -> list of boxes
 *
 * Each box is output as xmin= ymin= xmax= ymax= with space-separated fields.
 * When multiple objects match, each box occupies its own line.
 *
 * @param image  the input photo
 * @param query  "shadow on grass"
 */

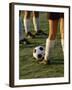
xmin=48 ymin=59 xmax=64 ymax=65
xmin=35 ymin=35 xmax=48 ymax=39
xmin=32 ymin=58 xmax=64 ymax=65
xmin=20 ymin=43 xmax=45 ymax=49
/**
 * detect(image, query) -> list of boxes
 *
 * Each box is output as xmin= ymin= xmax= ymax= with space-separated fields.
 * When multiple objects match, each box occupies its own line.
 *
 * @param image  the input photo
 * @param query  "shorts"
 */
xmin=49 ymin=12 xmax=64 ymax=20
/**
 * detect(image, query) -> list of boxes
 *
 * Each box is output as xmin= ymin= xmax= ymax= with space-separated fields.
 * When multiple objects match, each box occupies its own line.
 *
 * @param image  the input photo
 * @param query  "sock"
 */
xmin=24 ymin=18 xmax=30 ymax=34
xmin=44 ymin=38 xmax=55 ymax=61
xmin=61 ymin=39 xmax=64 ymax=52
xmin=33 ymin=17 xmax=40 ymax=32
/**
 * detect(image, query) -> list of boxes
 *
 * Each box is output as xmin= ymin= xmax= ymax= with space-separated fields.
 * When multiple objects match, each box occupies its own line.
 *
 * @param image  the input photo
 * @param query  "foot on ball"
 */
xmin=39 ymin=60 xmax=47 ymax=64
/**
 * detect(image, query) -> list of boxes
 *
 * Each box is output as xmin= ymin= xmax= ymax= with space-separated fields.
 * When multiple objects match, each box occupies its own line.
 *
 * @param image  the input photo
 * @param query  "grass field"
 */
xmin=19 ymin=12 xmax=64 ymax=79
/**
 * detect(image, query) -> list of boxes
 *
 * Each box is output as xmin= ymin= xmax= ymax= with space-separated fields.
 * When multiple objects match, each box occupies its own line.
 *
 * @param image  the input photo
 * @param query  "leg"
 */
xmin=32 ymin=12 xmax=47 ymax=35
xmin=19 ymin=13 xmax=30 ymax=44
xmin=23 ymin=11 xmax=30 ymax=34
xmin=32 ymin=11 xmax=40 ymax=32
xmin=23 ymin=11 xmax=35 ymax=38
xmin=19 ymin=13 xmax=24 ymax=41
xmin=44 ymin=19 xmax=58 ymax=63
xmin=60 ymin=14 xmax=64 ymax=52
xmin=40 ymin=13 xmax=59 ymax=64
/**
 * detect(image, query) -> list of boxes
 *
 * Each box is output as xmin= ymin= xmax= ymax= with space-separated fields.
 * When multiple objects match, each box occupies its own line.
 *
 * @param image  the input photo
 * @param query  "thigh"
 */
xmin=48 ymin=13 xmax=59 ymax=40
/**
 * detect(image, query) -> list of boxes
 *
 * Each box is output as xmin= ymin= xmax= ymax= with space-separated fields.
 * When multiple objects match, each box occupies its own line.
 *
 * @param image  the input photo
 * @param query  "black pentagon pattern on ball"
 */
xmin=39 ymin=46 xmax=43 ymax=51
xmin=38 ymin=54 xmax=42 ymax=58
xmin=33 ymin=49 xmax=36 ymax=53
xmin=42 ymin=57 xmax=44 ymax=59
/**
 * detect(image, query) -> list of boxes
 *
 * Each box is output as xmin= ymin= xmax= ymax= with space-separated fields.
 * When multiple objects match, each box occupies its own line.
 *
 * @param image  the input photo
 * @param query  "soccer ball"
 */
xmin=33 ymin=46 xmax=45 ymax=61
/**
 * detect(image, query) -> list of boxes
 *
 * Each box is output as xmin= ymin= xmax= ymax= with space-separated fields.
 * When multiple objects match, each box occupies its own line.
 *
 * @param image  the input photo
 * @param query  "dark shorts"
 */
xmin=49 ymin=13 xmax=64 ymax=20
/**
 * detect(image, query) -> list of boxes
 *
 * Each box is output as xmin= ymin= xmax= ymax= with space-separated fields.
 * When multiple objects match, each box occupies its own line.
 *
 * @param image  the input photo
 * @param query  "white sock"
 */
xmin=44 ymin=38 xmax=55 ymax=61
xmin=23 ymin=18 xmax=30 ymax=34
xmin=61 ymin=39 xmax=64 ymax=52
xmin=33 ymin=17 xmax=40 ymax=32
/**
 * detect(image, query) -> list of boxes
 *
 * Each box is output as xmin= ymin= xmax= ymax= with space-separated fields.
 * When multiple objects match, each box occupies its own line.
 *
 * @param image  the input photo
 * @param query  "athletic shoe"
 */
xmin=26 ymin=32 xmax=35 ymax=38
xmin=35 ymin=30 xmax=47 ymax=35
xmin=19 ymin=38 xmax=30 ymax=44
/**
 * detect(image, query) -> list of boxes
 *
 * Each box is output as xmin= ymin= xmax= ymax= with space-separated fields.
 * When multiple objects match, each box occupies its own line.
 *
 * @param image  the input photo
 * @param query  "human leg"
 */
xmin=23 ymin=11 xmax=35 ymax=38
xmin=19 ymin=13 xmax=30 ymax=44
xmin=60 ymin=14 xmax=64 ymax=52
xmin=40 ymin=13 xmax=59 ymax=64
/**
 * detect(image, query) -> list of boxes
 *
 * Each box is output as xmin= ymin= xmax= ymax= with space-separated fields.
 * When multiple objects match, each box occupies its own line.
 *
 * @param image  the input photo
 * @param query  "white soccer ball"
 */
xmin=33 ymin=46 xmax=45 ymax=61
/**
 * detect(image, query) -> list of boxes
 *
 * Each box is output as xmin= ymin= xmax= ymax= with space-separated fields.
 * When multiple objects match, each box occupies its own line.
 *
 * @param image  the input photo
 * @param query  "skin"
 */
xmin=40 ymin=13 xmax=64 ymax=64
xmin=48 ymin=14 xmax=64 ymax=40
xmin=23 ymin=12 xmax=64 ymax=40
xmin=60 ymin=17 xmax=64 ymax=39
xmin=48 ymin=19 xmax=59 ymax=40
xmin=21 ymin=11 xmax=64 ymax=64
xmin=24 ymin=11 xmax=39 ymax=19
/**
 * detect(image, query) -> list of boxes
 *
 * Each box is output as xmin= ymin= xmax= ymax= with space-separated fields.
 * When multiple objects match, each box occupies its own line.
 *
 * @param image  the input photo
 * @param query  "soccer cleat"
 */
xmin=19 ymin=38 xmax=30 ymax=44
xmin=39 ymin=60 xmax=47 ymax=64
xmin=26 ymin=32 xmax=35 ymax=38
xmin=35 ymin=30 xmax=47 ymax=35
xmin=39 ymin=59 xmax=50 ymax=64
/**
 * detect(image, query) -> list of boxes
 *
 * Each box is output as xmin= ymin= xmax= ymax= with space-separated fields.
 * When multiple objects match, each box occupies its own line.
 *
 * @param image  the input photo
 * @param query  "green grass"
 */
xmin=19 ymin=12 xmax=64 ymax=79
